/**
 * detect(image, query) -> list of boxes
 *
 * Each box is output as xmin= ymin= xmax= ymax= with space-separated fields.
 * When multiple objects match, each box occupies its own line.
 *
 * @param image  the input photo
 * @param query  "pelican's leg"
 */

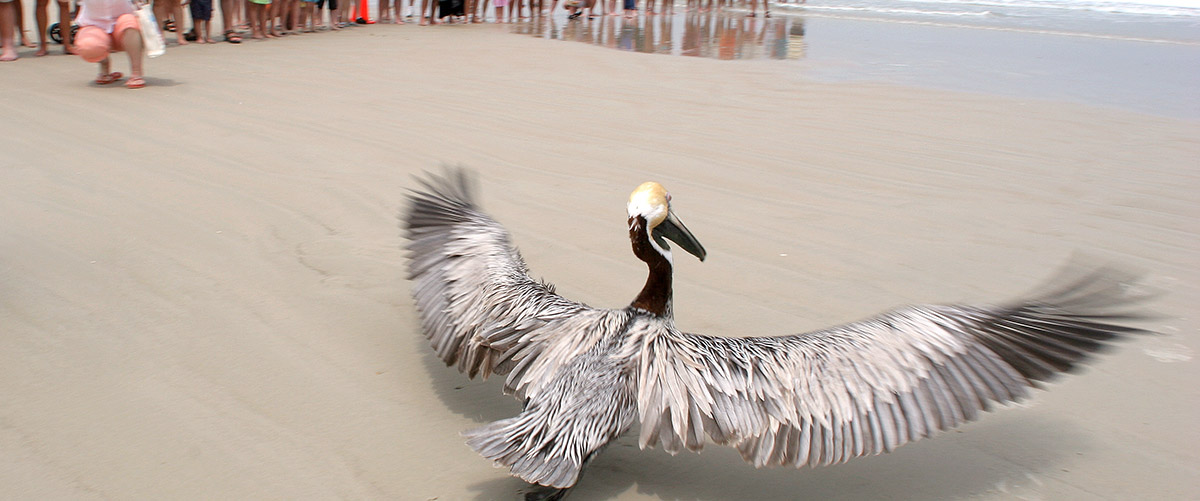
xmin=522 ymin=445 xmax=606 ymax=500
xmin=524 ymin=483 xmax=572 ymax=501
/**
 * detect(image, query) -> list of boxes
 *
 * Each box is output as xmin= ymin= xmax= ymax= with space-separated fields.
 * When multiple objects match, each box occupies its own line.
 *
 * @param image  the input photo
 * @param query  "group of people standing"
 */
xmin=0 ymin=0 xmax=777 ymax=84
xmin=408 ymin=0 xmax=769 ymax=24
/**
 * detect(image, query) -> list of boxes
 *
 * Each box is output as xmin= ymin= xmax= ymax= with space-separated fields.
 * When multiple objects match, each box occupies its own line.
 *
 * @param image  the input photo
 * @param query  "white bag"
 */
xmin=133 ymin=1 xmax=166 ymax=58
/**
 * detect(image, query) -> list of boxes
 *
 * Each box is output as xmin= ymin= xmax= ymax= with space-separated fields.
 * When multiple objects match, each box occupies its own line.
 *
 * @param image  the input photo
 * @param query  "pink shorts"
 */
xmin=75 ymin=14 xmax=140 ymax=63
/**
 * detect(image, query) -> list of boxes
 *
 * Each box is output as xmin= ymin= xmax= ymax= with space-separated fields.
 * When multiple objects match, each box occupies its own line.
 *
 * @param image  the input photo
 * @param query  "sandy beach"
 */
xmin=2 ymin=18 xmax=1198 ymax=500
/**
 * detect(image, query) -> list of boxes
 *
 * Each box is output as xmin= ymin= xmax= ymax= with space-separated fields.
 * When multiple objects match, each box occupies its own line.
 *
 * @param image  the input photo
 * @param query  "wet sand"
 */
xmin=1 ymin=23 xmax=1198 ymax=500
xmin=520 ymin=13 xmax=1200 ymax=119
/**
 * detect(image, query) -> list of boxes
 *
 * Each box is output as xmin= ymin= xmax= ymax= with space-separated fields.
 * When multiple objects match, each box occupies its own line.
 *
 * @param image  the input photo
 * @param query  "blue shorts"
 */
xmin=189 ymin=0 xmax=212 ymax=20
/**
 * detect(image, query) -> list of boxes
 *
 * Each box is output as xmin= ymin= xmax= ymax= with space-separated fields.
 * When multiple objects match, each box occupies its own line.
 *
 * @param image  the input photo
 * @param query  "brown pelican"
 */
xmin=404 ymin=169 xmax=1151 ymax=500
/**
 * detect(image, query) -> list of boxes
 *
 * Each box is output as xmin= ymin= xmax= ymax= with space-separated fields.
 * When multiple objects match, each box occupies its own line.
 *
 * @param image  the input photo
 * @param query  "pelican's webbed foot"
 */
xmin=523 ymin=483 xmax=572 ymax=501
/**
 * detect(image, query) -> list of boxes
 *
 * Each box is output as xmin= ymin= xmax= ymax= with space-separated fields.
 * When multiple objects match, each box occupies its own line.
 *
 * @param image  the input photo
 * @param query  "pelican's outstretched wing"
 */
xmin=405 ymin=169 xmax=597 ymax=397
xmin=635 ymin=267 xmax=1154 ymax=467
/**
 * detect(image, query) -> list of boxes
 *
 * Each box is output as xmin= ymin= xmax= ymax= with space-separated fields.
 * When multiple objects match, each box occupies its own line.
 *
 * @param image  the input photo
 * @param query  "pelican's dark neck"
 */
xmin=629 ymin=216 xmax=673 ymax=317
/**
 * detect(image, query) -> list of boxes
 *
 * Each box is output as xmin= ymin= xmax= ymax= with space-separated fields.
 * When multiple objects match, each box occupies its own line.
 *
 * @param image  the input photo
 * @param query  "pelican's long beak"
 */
xmin=653 ymin=211 xmax=707 ymax=262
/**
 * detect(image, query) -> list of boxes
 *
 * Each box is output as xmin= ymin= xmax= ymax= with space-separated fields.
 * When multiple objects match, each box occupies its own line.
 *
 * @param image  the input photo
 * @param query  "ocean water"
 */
xmin=518 ymin=0 xmax=1200 ymax=118
xmin=787 ymin=0 xmax=1200 ymax=43
xmin=789 ymin=0 xmax=1200 ymax=118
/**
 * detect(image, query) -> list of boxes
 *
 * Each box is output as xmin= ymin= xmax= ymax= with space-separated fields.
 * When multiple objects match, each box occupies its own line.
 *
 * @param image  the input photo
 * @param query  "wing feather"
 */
xmin=635 ymin=267 xmax=1154 ymax=468
xmin=404 ymin=169 xmax=599 ymax=398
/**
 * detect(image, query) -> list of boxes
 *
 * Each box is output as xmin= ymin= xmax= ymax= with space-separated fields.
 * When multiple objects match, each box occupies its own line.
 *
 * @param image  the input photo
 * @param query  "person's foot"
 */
xmin=35 ymin=45 xmax=47 ymax=56
xmin=95 ymin=71 xmax=124 ymax=84
xmin=20 ymin=31 xmax=36 ymax=48
xmin=125 ymin=76 xmax=145 ymax=89
xmin=0 ymin=50 xmax=17 ymax=62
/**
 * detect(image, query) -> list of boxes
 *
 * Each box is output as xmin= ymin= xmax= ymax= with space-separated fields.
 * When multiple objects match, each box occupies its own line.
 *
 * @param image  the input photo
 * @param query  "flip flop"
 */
xmin=95 ymin=72 xmax=123 ymax=85
xmin=225 ymin=30 xmax=242 ymax=43
xmin=125 ymin=76 xmax=146 ymax=89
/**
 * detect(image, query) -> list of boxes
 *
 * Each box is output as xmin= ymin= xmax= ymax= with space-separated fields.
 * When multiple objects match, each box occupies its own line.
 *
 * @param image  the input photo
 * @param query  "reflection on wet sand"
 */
xmin=514 ymin=13 xmax=806 ymax=60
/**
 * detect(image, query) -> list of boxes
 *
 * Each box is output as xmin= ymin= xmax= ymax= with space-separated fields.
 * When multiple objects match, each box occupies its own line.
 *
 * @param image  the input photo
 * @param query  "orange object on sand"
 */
xmin=353 ymin=0 xmax=375 ymax=23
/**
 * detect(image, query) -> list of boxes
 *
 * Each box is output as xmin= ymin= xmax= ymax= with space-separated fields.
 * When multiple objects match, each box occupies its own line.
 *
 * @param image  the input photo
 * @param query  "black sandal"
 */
xmin=224 ymin=30 xmax=242 ymax=43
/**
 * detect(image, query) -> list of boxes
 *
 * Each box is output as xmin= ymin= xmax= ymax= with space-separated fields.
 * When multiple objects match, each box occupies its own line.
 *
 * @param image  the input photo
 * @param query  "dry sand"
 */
xmin=1 ymin=23 xmax=1198 ymax=500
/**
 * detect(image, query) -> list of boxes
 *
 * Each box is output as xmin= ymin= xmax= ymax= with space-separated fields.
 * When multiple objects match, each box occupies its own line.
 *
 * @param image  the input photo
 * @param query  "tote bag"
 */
xmin=133 ymin=1 xmax=166 ymax=58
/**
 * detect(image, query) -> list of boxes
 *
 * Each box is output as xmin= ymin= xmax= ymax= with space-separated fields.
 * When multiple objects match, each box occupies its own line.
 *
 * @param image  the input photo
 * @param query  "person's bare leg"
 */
xmin=0 ymin=1 xmax=17 ymax=61
xmin=34 ymin=0 xmax=49 ymax=55
xmin=430 ymin=0 xmax=439 ymax=23
xmin=250 ymin=2 xmax=264 ymax=37
xmin=279 ymin=0 xmax=290 ymax=32
xmin=13 ymin=0 xmax=34 ymax=47
xmin=262 ymin=2 xmax=273 ymax=36
xmin=97 ymin=55 xmax=111 ymax=79
xmin=270 ymin=1 xmax=282 ymax=35
xmin=155 ymin=0 xmax=182 ymax=44
xmin=233 ymin=0 xmax=245 ymax=27
xmin=121 ymin=27 xmax=145 ymax=87
xmin=219 ymin=0 xmax=235 ymax=39
xmin=264 ymin=0 xmax=275 ymax=35
xmin=56 ymin=0 xmax=73 ymax=52
xmin=172 ymin=0 xmax=188 ymax=43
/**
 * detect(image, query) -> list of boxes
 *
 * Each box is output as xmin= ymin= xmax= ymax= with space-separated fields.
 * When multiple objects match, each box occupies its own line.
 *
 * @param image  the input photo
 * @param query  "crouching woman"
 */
xmin=74 ymin=0 xmax=147 ymax=88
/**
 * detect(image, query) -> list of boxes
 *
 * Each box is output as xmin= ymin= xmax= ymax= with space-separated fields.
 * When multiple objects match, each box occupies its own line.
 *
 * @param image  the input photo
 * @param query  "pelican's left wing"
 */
xmin=635 ymin=267 xmax=1153 ymax=467
xmin=405 ymin=170 xmax=595 ymax=393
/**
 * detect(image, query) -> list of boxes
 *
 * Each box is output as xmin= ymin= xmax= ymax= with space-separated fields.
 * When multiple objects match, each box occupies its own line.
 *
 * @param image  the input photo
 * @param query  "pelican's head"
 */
xmin=628 ymin=182 xmax=707 ymax=262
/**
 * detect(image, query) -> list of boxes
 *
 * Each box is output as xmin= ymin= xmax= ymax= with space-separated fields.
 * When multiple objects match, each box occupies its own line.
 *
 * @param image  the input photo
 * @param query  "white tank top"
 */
xmin=75 ymin=0 xmax=137 ymax=33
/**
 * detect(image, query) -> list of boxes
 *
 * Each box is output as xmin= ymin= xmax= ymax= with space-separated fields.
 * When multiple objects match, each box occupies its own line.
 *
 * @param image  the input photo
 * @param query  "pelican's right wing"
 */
xmin=404 ymin=170 xmax=596 ymax=394
xmin=635 ymin=266 xmax=1154 ymax=467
